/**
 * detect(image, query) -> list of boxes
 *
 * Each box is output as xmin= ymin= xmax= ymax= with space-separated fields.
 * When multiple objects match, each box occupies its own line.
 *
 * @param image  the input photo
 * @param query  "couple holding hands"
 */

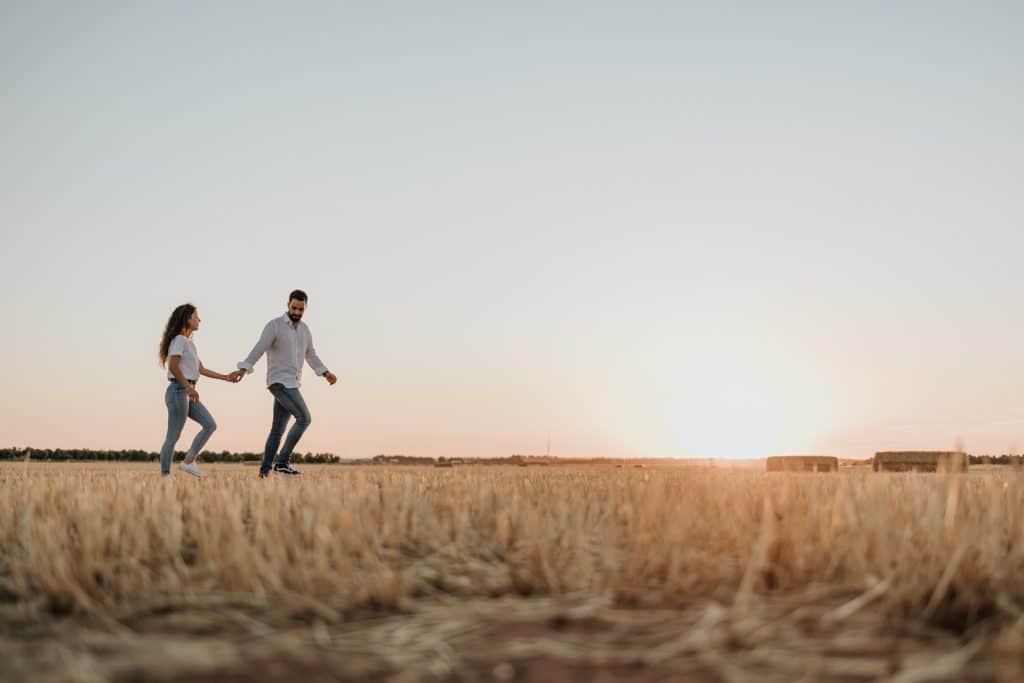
xmin=157 ymin=289 xmax=337 ymax=479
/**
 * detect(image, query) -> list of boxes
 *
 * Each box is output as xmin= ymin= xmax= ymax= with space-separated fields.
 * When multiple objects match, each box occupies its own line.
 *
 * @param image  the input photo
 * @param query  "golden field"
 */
xmin=3 ymin=461 xmax=1024 ymax=682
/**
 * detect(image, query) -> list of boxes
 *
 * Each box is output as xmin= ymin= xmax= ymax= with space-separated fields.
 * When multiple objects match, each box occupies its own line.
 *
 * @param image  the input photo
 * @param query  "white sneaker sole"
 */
xmin=179 ymin=465 xmax=204 ymax=478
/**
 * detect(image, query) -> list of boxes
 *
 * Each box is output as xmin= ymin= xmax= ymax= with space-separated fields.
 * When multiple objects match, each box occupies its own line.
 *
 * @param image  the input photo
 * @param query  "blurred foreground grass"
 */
xmin=2 ymin=462 xmax=1024 ymax=682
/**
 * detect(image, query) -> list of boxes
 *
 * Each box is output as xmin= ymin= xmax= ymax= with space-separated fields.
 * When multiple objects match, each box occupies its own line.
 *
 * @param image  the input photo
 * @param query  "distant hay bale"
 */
xmin=433 ymin=462 xmax=454 ymax=468
xmin=765 ymin=456 xmax=838 ymax=473
xmin=873 ymin=451 xmax=969 ymax=473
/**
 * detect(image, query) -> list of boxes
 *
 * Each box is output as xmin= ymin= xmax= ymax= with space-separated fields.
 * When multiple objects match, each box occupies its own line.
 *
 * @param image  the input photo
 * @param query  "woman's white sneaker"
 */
xmin=179 ymin=461 xmax=204 ymax=478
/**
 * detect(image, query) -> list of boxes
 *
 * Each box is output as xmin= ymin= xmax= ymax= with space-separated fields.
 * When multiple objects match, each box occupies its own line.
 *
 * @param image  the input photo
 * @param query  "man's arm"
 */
xmin=238 ymin=321 xmax=276 ymax=375
xmin=304 ymin=330 xmax=336 ymax=385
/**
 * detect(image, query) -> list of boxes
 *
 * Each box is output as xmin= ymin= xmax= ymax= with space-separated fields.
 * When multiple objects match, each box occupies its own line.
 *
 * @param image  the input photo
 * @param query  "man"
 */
xmin=238 ymin=289 xmax=337 ymax=477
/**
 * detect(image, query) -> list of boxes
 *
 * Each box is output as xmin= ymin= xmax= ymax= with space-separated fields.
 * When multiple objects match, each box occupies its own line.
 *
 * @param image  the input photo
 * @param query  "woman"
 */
xmin=158 ymin=304 xmax=241 ymax=477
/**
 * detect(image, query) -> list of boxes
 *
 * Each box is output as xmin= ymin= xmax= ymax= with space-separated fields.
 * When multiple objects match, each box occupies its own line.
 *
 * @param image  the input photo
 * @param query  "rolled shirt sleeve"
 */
xmin=168 ymin=336 xmax=186 ymax=357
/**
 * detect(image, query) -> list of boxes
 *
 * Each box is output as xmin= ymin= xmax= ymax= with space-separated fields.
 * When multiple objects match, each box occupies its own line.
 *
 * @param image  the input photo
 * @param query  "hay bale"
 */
xmin=873 ymin=451 xmax=968 ymax=473
xmin=765 ymin=456 xmax=838 ymax=473
xmin=433 ymin=462 xmax=454 ymax=468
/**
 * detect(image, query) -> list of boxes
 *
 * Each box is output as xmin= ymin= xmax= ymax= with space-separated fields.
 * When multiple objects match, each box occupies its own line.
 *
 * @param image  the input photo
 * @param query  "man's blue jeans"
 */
xmin=159 ymin=381 xmax=217 ymax=475
xmin=262 ymin=383 xmax=312 ymax=474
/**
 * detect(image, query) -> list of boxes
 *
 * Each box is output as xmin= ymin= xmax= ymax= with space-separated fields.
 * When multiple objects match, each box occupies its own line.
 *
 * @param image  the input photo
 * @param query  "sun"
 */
xmin=675 ymin=378 xmax=789 ymax=459
xmin=665 ymin=342 xmax=839 ymax=460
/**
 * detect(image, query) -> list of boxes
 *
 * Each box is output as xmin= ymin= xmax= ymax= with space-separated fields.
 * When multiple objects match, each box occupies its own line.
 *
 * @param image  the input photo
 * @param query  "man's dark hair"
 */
xmin=289 ymin=289 xmax=308 ymax=303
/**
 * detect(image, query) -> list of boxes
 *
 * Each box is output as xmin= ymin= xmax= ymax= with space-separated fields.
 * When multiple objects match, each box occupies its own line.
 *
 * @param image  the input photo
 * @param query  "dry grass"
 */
xmin=3 ymin=462 xmax=1024 ymax=681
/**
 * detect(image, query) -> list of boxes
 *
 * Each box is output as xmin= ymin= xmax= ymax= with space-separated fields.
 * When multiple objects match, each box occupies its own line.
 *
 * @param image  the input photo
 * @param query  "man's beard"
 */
xmin=288 ymin=313 xmax=302 ymax=322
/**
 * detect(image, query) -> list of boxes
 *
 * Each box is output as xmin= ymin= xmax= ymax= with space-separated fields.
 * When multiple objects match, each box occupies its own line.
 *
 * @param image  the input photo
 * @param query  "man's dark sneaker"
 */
xmin=273 ymin=464 xmax=301 ymax=476
xmin=259 ymin=470 xmax=270 ymax=478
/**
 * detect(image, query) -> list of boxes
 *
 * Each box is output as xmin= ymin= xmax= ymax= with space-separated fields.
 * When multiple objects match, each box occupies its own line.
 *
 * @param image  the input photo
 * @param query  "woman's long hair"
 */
xmin=159 ymin=304 xmax=196 ymax=367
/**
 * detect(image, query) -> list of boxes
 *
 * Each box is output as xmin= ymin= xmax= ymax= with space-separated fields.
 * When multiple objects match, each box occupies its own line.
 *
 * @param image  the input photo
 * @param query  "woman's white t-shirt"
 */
xmin=166 ymin=334 xmax=201 ymax=381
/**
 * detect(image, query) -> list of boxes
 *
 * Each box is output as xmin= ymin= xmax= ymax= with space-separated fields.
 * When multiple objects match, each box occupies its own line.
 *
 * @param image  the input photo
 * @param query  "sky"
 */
xmin=2 ymin=2 xmax=1024 ymax=460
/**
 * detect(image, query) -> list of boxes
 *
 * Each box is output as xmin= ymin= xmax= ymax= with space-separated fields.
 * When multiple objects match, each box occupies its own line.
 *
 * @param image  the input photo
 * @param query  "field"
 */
xmin=3 ymin=462 xmax=1024 ymax=682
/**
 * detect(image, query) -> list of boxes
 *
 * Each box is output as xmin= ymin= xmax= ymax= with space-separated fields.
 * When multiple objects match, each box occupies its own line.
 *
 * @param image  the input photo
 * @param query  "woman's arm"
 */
xmin=199 ymin=363 xmax=241 ymax=382
xmin=169 ymin=356 xmax=200 ymax=402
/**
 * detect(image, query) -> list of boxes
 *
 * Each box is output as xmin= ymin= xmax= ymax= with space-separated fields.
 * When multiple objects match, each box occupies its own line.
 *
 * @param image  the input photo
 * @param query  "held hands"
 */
xmin=324 ymin=371 xmax=337 ymax=386
xmin=226 ymin=370 xmax=245 ymax=383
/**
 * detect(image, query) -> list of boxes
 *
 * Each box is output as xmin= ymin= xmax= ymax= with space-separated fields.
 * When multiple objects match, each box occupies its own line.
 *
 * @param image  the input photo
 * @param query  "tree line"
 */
xmin=0 ymin=447 xmax=341 ymax=463
xmin=0 ymin=449 xmax=695 ymax=467
xmin=8 ymin=447 xmax=1018 ymax=467
xmin=968 ymin=454 xmax=1024 ymax=465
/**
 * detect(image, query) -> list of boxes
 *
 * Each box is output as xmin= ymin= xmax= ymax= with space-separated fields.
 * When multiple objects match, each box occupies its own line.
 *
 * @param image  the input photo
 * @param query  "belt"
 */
xmin=170 ymin=378 xmax=197 ymax=386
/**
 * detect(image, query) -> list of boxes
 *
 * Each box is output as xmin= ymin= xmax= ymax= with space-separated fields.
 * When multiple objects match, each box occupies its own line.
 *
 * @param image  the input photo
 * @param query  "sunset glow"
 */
xmin=3 ymin=4 xmax=1023 ymax=461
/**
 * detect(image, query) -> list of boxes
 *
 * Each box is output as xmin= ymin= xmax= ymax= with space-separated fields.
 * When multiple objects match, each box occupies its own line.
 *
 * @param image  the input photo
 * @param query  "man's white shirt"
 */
xmin=238 ymin=314 xmax=329 ymax=388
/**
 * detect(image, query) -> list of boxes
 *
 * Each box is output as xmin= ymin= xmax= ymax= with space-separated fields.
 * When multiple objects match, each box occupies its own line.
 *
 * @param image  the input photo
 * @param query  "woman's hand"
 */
xmin=187 ymin=386 xmax=201 ymax=403
xmin=227 ymin=370 xmax=244 ymax=383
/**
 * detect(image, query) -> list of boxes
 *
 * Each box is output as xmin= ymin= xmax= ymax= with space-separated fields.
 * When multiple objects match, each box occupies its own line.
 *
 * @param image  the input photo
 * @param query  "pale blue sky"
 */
xmin=3 ymin=2 xmax=1023 ymax=459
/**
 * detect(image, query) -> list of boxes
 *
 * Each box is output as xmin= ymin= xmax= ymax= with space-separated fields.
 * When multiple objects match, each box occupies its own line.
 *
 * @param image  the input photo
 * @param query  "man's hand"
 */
xmin=187 ymin=386 xmax=201 ymax=403
xmin=227 ymin=370 xmax=244 ymax=383
xmin=324 ymin=371 xmax=337 ymax=386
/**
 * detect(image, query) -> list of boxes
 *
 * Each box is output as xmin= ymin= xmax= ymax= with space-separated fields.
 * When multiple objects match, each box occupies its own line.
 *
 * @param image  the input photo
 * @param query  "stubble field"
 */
xmin=2 ymin=461 xmax=1024 ymax=682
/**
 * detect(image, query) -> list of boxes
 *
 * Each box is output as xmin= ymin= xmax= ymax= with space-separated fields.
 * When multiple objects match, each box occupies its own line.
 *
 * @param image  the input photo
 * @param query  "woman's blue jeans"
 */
xmin=159 ymin=381 xmax=217 ymax=474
